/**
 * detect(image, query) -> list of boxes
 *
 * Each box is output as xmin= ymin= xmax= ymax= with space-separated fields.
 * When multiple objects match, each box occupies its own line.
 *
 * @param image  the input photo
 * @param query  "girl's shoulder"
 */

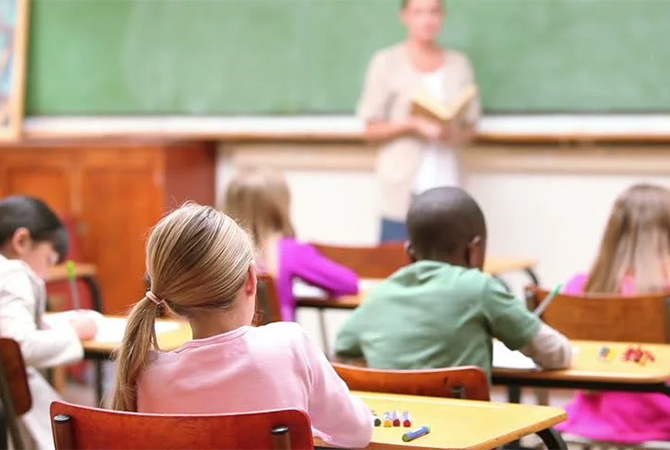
xmin=0 ymin=257 xmax=41 ymax=295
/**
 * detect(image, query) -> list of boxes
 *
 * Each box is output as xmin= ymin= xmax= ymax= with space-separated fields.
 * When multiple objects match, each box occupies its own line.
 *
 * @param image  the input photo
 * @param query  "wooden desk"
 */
xmin=493 ymin=341 xmax=670 ymax=399
xmin=81 ymin=316 xmax=191 ymax=357
xmin=77 ymin=315 xmax=191 ymax=402
xmin=316 ymin=391 xmax=567 ymax=450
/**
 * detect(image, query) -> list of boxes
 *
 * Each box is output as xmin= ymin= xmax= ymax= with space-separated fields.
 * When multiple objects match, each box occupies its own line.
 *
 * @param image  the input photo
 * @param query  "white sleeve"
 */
xmin=301 ymin=329 xmax=373 ymax=449
xmin=0 ymin=272 xmax=83 ymax=369
xmin=520 ymin=324 xmax=572 ymax=370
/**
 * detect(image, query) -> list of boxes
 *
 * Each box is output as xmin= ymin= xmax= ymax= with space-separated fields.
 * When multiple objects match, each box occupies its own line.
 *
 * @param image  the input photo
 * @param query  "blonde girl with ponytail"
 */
xmin=112 ymin=203 xmax=372 ymax=449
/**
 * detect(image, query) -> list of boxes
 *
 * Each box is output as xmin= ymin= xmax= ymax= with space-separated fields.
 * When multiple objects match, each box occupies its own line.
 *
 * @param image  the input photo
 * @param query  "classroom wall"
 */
xmin=217 ymin=142 xmax=670 ymax=351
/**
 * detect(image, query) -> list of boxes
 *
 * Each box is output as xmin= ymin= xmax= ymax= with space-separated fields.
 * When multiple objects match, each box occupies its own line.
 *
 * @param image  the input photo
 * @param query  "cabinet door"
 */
xmin=80 ymin=147 xmax=164 ymax=314
xmin=0 ymin=149 xmax=75 ymax=215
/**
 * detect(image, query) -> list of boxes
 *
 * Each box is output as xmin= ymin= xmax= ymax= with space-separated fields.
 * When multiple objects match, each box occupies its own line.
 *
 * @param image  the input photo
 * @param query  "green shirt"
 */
xmin=334 ymin=261 xmax=542 ymax=378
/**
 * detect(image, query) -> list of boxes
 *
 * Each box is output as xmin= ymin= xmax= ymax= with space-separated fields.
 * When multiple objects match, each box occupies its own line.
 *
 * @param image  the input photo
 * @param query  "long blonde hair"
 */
xmin=224 ymin=168 xmax=295 ymax=248
xmin=111 ymin=203 xmax=254 ymax=411
xmin=585 ymin=184 xmax=670 ymax=294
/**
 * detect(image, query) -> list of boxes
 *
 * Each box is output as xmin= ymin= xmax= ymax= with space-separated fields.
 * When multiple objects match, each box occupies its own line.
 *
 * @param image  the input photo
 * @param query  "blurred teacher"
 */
xmin=357 ymin=0 xmax=481 ymax=242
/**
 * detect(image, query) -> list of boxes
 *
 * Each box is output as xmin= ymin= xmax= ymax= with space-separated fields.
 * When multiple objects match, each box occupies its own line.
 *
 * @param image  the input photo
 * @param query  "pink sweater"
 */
xmin=557 ymin=274 xmax=670 ymax=443
xmin=137 ymin=322 xmax=372 ymax=448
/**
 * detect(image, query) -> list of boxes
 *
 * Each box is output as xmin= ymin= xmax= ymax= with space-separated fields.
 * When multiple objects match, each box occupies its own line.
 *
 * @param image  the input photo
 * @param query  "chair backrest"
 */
xmin=255 ymin=274 xmax=283 ymax=325
xmin=312 ymin=243 xmax=410 ymax=279
xmin=331 ymin=363 xmax=490 ymax=401
xmin=50 ymin=401 xmax=314 ymax=450
xmin=526 ymin=286 xmax=670 ymax=343
xmin=0 ymin=338 xmax=32 ymax=449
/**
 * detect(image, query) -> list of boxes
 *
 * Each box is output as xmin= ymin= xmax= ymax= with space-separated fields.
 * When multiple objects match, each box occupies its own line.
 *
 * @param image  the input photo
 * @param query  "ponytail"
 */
xmin=111 ymin=296 xmax=160 ymax=411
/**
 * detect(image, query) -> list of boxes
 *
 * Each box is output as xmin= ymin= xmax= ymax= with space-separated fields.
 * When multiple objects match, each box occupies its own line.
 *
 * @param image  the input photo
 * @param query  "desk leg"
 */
xmin=95 ymin=360 xmax=104 ymax=406
xmin=524 ymin=268 xmax=540 ymax=286
xmin=507 ymin=384 xmax=522 ymax=403
xmin=537 ymin=427 xmax=567 ymax=450
xmin=317 ymin=309 xmax=330 ymax=355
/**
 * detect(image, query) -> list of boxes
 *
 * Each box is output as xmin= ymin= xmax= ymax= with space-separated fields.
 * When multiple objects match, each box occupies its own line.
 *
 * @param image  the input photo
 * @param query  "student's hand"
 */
xmin=410 ymin=117 xmax=442 ymax=140
xmin=69 ymin=312 xmax=98 ymax=340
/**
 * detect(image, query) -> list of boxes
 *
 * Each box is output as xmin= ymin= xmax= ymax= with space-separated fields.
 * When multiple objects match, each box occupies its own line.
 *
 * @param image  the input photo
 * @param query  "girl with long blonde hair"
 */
xmin=112 ymin=203 xmax=372 ymax=448
xmin=559 ymin=184 xmax=670 ymax=443
xmin=225 ymin=168 xmax=359 ymax=321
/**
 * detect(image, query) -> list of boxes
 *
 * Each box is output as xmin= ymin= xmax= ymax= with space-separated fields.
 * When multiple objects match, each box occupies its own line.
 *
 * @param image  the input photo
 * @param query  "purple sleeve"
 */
xmin=563 ymin=273 xmax=588 ymax=295
xmin=283 ymin=240 xmax=359 ymax=297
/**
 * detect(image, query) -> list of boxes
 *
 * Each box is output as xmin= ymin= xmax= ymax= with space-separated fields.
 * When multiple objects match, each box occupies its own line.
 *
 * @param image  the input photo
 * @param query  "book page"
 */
xmin=492 ymin=340 xmax=538 ymax=370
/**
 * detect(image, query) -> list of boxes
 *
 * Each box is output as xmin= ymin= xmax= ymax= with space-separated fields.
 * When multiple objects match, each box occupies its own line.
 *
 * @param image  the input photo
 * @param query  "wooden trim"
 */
xmin=476 ymin=131 xmax=670 ymax=145
xmin=224 ymin=142 xmax=377 ymax=171
xmin=464 ymin=145 xmax=670 ymax=174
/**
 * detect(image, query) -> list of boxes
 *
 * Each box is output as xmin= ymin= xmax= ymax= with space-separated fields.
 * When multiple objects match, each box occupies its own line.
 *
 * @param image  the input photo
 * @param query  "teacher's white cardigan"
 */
xmin=357 ymin=43 xmax=481 ymax=221
xmin=0 ymin=255 xmax=83 ymax=449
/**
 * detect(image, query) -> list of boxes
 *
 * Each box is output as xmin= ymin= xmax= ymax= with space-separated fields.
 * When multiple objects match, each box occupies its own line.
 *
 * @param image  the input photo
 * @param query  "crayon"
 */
xmin=402 ymin=425 xmax=431 ymax=442
xmin=391 ymin=410 xmax=401 ymax=427
xmin=646 ymin=350 xmax=656 ymax=362
xmin=599 ymin=346 xmax=609 ymax=360
xmin=372 ymin=413 xmax=381 ymax=427
xmin=383 ymin=412 xmax=392 ymax=428
xmin=639 ymin=353 xmax=648 ymax=366
xmin=402 ymin=411 xmax=411 ymax=427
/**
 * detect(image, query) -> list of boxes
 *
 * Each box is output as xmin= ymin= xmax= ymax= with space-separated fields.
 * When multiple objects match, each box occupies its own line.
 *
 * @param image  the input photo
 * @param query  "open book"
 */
xmin=411 ymin=84 xmax=478 ymax=124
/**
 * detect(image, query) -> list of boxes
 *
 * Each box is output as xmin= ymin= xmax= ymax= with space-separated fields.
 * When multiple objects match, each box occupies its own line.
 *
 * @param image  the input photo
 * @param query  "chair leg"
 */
xmin=52 ymin=414 xmax=74 ymax=450
xmin=271 ymin=425 xmax=291 ymax=450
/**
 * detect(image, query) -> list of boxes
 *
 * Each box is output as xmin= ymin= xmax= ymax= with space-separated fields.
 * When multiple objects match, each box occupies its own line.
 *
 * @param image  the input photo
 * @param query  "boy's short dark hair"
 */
xmin=407 ymin=187 xmax=486 ymax=260
xmin=0 ymin=196 xmax=68 ymax=262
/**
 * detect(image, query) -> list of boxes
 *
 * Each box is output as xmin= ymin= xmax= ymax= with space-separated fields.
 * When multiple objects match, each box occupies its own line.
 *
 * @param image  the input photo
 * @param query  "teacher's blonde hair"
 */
xmin=111 ymin=203 xmax=254 ymax=411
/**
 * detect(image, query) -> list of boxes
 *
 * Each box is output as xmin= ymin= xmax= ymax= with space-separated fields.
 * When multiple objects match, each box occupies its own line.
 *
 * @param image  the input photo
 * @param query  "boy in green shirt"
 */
xmin=335 ymin=187 xmax=571 ymax=377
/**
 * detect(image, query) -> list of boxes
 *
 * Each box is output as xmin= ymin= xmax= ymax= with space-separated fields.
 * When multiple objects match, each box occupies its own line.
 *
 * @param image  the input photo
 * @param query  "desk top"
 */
xmin=320 ymin=391 xmax=566 ymax=450
xmin=81 ymin=316 xmax=191 ymax=355
xmin=494 ymin=340 xmax=670 ymax=385
xmin=79 ymin=316 xmax=670 ymax=393
xmin=46 ymin=263 xmax=97 ymax=283
xmin=298 ymin=257 xmax=537 ymax=309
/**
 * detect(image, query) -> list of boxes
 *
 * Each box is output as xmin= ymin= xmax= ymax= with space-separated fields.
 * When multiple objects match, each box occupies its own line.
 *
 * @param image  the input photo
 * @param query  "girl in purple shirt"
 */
xmin=224 ymin=168 xmax=359 ymax=321
xmin=558 ymin=184 xmax=670 ymax=443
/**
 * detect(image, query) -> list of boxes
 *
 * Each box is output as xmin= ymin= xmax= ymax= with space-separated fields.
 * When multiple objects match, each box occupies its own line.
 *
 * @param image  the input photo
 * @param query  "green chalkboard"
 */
xmin=25 ymin=0 xmax=670 ymax=115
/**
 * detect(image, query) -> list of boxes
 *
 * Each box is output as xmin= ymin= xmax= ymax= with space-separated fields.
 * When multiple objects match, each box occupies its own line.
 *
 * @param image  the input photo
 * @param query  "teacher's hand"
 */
xmin=410 ymin=117 xmax=442 ymax=140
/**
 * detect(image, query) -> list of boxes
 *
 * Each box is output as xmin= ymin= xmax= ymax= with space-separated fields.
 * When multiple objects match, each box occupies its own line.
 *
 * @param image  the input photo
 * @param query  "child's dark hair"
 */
xmin=0 ymin=196 xmax=68 ymax=262
xmin=401 ymin=0 xmax=445 ymax=10
xmin=407 ymin=187 xmax=486 ymax=261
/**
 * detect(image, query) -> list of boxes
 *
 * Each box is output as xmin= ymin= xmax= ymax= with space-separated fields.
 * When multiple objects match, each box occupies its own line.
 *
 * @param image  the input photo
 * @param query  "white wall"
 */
xmin=217 ymin=143 xmax=670 ymax=351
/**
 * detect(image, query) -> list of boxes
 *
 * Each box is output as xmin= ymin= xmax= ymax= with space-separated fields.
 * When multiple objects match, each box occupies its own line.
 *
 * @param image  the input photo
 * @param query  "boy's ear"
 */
xmin=404 ymin=241 xmax=417 ymax=263
xmin=10 ymin=228 xmax=32 ymax=257
xmin=467 ymin=235 xmax=485 ymax=270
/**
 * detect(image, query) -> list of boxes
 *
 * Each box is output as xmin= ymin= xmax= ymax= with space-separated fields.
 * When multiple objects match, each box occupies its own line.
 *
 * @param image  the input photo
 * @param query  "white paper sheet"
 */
xmin=43 ymin=312 xmax=181 ymax=343
xmin=492 ymin=340 xmax=538 ymax=370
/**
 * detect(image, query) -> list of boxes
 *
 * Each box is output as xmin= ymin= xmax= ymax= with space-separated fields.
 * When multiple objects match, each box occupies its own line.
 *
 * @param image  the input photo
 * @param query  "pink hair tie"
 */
xmin=146 ymin=291 xmax=165 ymax=306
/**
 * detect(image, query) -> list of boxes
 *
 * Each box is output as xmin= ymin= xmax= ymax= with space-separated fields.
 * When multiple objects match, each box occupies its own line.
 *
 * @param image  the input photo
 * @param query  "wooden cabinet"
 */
xmin=0 ymin=141 xmax=216 ymax=313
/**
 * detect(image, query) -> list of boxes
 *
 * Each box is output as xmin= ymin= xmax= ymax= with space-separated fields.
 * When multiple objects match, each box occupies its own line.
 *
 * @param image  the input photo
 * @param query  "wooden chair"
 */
xmin=526 ymin=286 xmax=670 ymax=343
xmin=255 ymin=274 xmax=283 ymax=325
xmin=50 ymin=401 xmax=314 ymax=450
xmin=312 ymin=243 xmax=410 ymax=279
xmin=527 ymin=287 xmax=670 ymax=450
xmin=331 ymin=363 xmax=490 ymax=401
xmin=0 ymin=338 xmax=32 ymax=450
